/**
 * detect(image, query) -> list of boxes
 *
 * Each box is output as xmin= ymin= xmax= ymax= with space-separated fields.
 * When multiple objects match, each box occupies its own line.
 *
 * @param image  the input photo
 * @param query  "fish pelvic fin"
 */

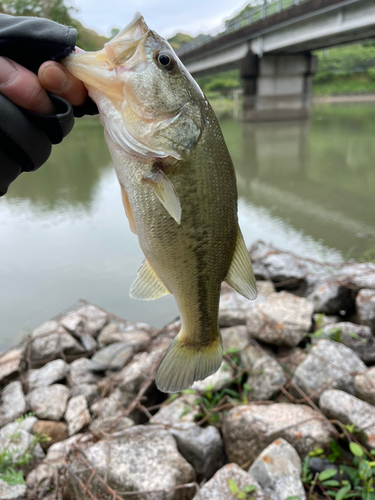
xmin=225 ymin=227 xmax=258 ymax=300
xmin=130 ymin=259 xmax=170 ymax=300
xmin=155 ymin=333 xmax=223 ymax=393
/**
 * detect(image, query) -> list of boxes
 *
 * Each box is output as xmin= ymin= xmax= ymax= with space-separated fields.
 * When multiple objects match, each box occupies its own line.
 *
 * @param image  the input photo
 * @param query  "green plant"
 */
xmin=228 ymin=479 xmax=257 ymax=499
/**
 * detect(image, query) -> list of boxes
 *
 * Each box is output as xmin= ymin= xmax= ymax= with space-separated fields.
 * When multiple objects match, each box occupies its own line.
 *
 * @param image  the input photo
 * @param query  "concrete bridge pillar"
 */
xmin=241 ymin=52 xmax=317 ymax=122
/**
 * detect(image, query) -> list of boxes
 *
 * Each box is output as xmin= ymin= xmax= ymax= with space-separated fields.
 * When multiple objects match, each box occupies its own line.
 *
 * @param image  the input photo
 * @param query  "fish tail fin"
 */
xmin=155 ymin=332 xmax=223 ymax=393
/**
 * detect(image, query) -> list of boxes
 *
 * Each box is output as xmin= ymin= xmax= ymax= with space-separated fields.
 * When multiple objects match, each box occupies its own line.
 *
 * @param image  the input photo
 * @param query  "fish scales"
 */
xmin=63 ymin=13 xmax=257 ymax=392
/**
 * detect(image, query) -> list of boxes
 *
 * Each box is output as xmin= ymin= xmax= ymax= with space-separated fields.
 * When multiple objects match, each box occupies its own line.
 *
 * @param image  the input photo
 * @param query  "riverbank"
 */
xmin=1 ymin=240 xmax=375 ymax=499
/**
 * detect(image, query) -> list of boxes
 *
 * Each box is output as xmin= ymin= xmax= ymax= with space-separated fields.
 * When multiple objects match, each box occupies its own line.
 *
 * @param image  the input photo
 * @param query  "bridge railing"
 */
xmin=176 ymin=0 xmax=311 ymax=56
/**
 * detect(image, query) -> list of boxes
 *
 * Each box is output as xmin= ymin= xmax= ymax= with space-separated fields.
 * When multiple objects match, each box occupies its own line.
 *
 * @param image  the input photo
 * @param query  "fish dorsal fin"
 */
xmin=143 ymin=168 xmax=181 ymax=224
xmin=225 ymin=228 xmax=258 ymax=300
xmin=121 ymin=184 xmax=137 ymax=234
xmin=130 ymin=259 xmax=170 ymax=300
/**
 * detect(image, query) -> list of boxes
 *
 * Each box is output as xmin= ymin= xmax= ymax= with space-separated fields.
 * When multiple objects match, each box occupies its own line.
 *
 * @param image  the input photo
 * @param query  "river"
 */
xmin=1 ymin=102 xmax=374 ymax=349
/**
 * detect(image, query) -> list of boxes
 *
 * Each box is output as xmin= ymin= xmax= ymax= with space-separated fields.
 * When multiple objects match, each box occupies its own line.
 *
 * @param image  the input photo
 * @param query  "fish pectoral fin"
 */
xmin=155 ymin=334 xmax=223 ymax=393
xmin=225 ymin=228 xmax=258 ymax=300
xmin=121 ymin=184 xmax=137 ymax=234
xmin=130 ymin=259 xmax=170 ymax=300
xmin=143 ymin=168 xmax=181 ymax=224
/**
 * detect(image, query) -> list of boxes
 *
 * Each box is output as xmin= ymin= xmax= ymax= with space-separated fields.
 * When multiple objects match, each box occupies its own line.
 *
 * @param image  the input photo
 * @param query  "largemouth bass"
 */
xmin=63 ymin=13 xmax=257 ymax=393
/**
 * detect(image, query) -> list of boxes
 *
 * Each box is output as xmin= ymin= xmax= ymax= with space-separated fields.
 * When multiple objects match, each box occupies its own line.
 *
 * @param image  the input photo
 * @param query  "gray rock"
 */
xmin=313 ymin=313 xmax=340 ymax=330
xmin=68 ymin=358 xmax=100 ymax=386
xmin=246 ymin=356 xmax=287 ymax=401
xmin=240 ymin=340 xmax=271 ymax=369
xmin=249 ymin=438 xmax=306 ymax=500
xmin=45 ymin=433 xmax=92 ymax=462
xmin=66 ymin=426 xmax=195 ymax=500
xmin=0 ymin=381 xmax=26 ymax=427
xmin=65 ymin=395 xmax=91 ymax=436
xmin=90 ymin=389 xmax=126 ymax=419
xmin=97 ymin=321 xmax=151 ymax=348
xmin=355 ymin=367 xmax=375 ymax=405
xmin=336 ymin=262 xmax=375 ymax=290
xmin=320 ymin=389 xmax=375 ymax=448
xmin=30 ymin=320 xmax=84 ymax=361
xmin=169 ymin=423 xmax=225 ymax=481
xmin=308 ymin=282 xmax=352 ymax=314
xmin=60 ymin=311 xmax=98 ymax=351
xmin=26 ymin=463 xmax=57 ymax=499
xmin=357 ymin=289 xmax=375 ymax=332
xmin=91 ymin=342 xmax=133 ymax=371
xmin=28 ymin=384 xmax=69 ymax=420
xmin=222 ymin=403 xmax=332 ymax=465
xmin=0 ymin=418 xmax=44 ymax=463
xmin=221 ymin=325 xmax=249 ymax=352
xmin=292 ymin=339 xmax=366 ymax=402
xmin=70 ymin=383 xmax=99 ymax=405
xmin=79 ymin=333 xmax=97 ymax=352
xmin=317 ymin=322 xmax=375 ymax=363
xmin=248 ymin=292 xmax=313 ymax=347
xmin=0 ymin=349 xmax=22 ymax=383
xmin=75 ymin=304 xmax=109 ymax=336
xmin=192 ymin=361 xmax=233 ymax=392
xmin=194 ymin=463 xmax=267 ymax=500
xmin=90 ymin=415 xmax=134 ymax=435
xmin=150 ymin=394 xmax=199 ymax=426
xmin=0 ymin=479 xmax=26 ymax=499
xmin=277 ymin=347 xmax=307 ymax=377
xmin=28 ymin=359 xmax=69 ymax=390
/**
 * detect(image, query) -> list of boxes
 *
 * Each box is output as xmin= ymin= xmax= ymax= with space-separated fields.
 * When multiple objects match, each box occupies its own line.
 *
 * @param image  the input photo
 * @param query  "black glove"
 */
xmin=0 ymin=14 xmax=98 ymax=196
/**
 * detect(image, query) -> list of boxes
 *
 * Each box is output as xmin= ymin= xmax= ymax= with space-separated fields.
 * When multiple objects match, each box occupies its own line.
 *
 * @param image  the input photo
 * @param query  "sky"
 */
xmin=69 ymin=0 xmax=248 ymax=39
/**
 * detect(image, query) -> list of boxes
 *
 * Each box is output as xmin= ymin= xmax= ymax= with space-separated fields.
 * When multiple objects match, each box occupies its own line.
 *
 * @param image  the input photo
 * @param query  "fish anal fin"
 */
xmin=143 ymin=168 xmax=181 ymax=224
xmin=130 ymin=259 xmax=170 ymax=300
xmin=155 ymin=334 xmax=223 ymax=393
xmin=225 ymin=228 xmax=258 ymax=300
xmin=121 ymin=185 xmax=137 ymax=234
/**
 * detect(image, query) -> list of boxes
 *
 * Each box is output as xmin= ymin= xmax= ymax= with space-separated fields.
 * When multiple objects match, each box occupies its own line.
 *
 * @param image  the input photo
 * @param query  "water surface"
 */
xmin=1 ymin=103 xmax=374 ymax=348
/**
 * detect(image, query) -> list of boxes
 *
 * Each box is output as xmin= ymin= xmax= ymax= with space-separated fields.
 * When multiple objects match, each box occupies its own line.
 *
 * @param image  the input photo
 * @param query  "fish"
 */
xmin=63 ymin=13 xmax=257 ymax=393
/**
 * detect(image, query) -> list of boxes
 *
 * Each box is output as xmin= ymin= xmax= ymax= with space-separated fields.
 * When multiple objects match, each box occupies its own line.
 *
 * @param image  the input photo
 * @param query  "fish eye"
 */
xmin=155 ymin=52 xmax=175 ymax=71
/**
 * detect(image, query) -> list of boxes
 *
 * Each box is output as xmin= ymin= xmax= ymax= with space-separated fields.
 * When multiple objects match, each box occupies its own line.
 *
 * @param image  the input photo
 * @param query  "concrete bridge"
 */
xmin=178 ymin=0 xmax=375 ymax=121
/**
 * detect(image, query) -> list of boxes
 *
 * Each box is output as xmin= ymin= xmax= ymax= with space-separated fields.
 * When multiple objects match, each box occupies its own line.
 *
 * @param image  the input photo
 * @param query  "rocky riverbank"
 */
xmin=1 ymin=240 xmax=375 ymax=500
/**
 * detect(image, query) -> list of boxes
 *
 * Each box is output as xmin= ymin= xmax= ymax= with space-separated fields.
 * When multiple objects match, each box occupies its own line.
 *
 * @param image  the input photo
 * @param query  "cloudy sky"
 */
xmin=70 ymin=0 xmax=248 ymax=39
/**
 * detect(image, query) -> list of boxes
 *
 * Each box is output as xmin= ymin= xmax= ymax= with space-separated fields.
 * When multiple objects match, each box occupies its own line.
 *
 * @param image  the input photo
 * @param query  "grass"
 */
xmin=313 ymin=74 xmax=375 ymax=97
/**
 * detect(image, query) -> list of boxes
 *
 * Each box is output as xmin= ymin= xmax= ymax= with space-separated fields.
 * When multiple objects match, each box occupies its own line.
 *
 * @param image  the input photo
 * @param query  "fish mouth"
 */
xmin=63 ymin=12 xmax=149 ymax=92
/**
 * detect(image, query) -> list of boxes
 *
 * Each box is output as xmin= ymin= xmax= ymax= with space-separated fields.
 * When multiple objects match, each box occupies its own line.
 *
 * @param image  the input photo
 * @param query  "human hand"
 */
xmin=0 ymin=56 xmax=87 ymax=115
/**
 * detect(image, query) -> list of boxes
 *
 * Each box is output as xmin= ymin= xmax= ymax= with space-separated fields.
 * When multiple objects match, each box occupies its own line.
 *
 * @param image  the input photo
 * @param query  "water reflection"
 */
xmin=1 ymin=103 xmax=375 ymax=348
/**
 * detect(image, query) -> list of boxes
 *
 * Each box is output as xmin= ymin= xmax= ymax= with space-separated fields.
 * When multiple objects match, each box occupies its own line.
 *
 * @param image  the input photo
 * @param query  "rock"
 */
xmin=313 ymin=313 xmax=340 ymax=330
xmin=169 ymin=423 xmax=225 ymax=481
xmin=65 ymin=395 xmax=91 ymax=436
xmin=97 ymin=321 xmax=151 ymax=348
xmin=336 ymin=262 xmax=375 ymax=290
xmin=0 ymin=480 xmax=26 ymax=499
xmin=249 ymin=438 xmax=306 ymax=500
xmin=192 ymin=361 xmax=232 ymax=392
xmin=0 ymin=349 xmax=23 ymax=383
xmin=317 ymin=322 xmax=375 ymax=363
xmin=28 ymin=359 xmax=69 ymax=390
xmin=68 ymin=358 xmax=100 ymax=386
xmin=70 ymin=383 xmax=99 ymax=405
xmin=356 ymin=289 xmax=375 ymax=332
xmin=249 ymin=241 xmax=308 ymax=289
xmin=30 ymin=320 xmax=84 ymax=361
xmin=292 ymin=339 xmax=366 ymax=402
xmin=0 ymin=418 xmax=44 ymax=462
xmin=194 ymin=463 xmax=267 ymax=500
xmin=74 ymin=304 xmax=109 ymax=336
xmin=60 ymin=311 xmax=98 ymax=351
xmin=33 ymin=420 xmax=69 ymax=450
xmin=90 ymin=415 xmax=134 ymax=435
xmin=320 ymin=390 xmax=375 ymax=448
xmin=221 ymin=325 xmax=249 ymax=352
xmin=28 ymin=384 xmax=69 ymax=421
xmin=0 ymin=381 xmax=26 ymax=426
xmin=45 ymin=433 xmax=92 ymax=462
xmin=150 ymin=394 xmax=199 ymax=426
xmin=91 ymin=342 xmax=133 ymax=371
xmin=277 ymin=347 xmax=307 ymax=376
xmin=355 ymin=367 xmax=375 ymax=405
xmin=90 ymin=389 xmax=126 ymax=420
xmin=308 ymin=282 xmax=352 ymax=314
xmin=246 ymin=356 xmax=287 ymax=401
xmin=219 ymin=282 xmax=275 ymax=327
xmin=248 ymin=292 xmax=313 ymax=347
xmin=66 ymin=426 xmax=196 ymax=500
xmin=222 ymin=403 xmax=332 ymax=465
xmin=26 ymin=463 xmax=57 ymax=499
